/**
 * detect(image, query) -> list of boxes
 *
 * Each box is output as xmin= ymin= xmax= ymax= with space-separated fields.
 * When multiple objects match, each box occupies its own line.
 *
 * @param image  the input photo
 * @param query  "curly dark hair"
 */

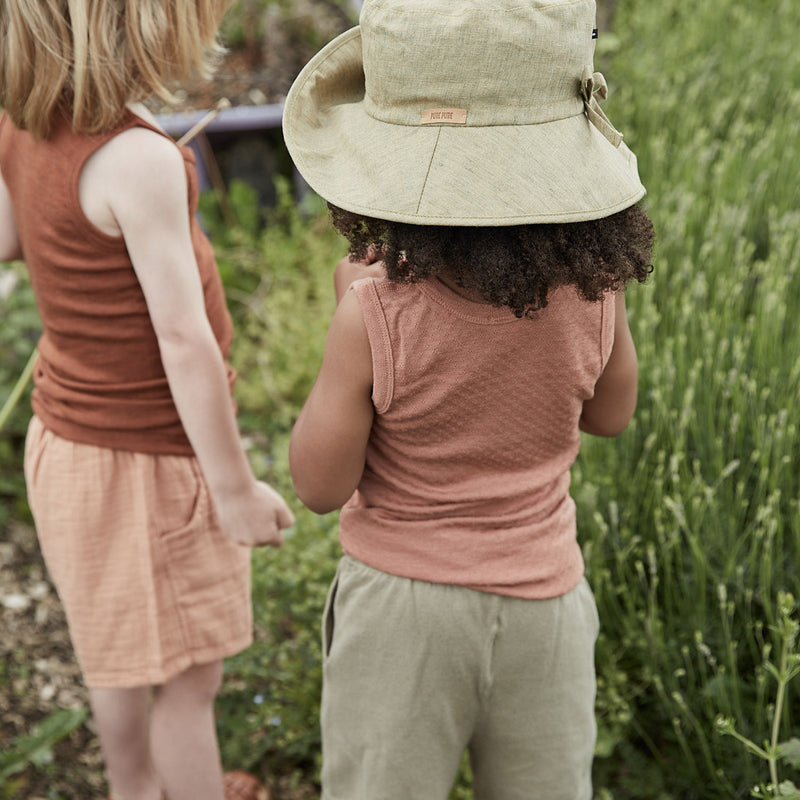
xmin=329 ymin=203 xmax=655 ymax=319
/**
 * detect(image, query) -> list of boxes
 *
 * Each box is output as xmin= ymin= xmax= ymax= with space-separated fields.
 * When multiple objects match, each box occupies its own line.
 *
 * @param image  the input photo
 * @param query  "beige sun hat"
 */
xmin=282 ymin=0 xmax=646 ymax=226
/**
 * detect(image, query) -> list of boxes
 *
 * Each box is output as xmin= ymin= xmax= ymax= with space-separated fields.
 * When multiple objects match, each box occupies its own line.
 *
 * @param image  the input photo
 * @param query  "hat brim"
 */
xmin=283 ymin=28 xmax=646 ymax=226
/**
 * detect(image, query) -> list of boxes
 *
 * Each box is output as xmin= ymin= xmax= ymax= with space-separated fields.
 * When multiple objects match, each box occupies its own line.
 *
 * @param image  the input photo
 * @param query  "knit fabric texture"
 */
xmin=0 ymin=110 xmax=235 ymax=455
xmin=340 ymin=276 xmax=614 ymax=599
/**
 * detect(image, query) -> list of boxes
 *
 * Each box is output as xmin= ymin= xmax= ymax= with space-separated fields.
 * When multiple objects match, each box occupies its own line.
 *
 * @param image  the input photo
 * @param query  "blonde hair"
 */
xmin=0 ymin=0 xmax=230 ymax=139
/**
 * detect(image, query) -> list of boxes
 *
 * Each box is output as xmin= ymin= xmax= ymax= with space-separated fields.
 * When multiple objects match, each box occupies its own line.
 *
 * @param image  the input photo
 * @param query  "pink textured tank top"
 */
xmin=340 ymin=276 xmax=615 ymax=599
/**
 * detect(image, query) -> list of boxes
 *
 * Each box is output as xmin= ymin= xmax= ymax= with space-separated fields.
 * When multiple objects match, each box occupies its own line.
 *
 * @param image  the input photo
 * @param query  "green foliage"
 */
xmin=219 ymin=0 xmax=357 ymax=56
xmin=202 ymin=178 xmax=345 ymax=783
xmin=576 ymin=0 xmax=800 ymax=796
xmin=201 ymin=177 xmax=343 ymax=441
xmin=216 ymin=506 xmax=339 ymax=781
xmin=0 ymin=708 xmax=88 ymax=786
xmin=0 ymin=263 xmax=39 ymax=525
xmin=717 ymin=594 xmax=800 ymax=797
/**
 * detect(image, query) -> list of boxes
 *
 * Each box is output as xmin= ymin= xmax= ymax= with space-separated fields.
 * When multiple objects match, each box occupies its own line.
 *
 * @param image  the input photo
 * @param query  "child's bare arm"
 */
xmin=0 ymin=170 xmax=21 ymax=262
xmin=102 ymin=129 xmax=294 ymax=545
xmin=289 ymin=288 xmax=374 ymax=513
xmin=579 ymin=291 xmax=638 ymax=437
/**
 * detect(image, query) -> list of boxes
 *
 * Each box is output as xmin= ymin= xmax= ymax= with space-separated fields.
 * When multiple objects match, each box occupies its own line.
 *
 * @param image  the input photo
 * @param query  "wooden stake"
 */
xmin=176 ymin=97 xmax=231 ymax=146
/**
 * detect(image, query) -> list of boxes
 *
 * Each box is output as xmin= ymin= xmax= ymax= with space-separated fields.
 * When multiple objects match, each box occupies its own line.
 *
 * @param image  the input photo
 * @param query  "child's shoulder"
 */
xmin=79 ymin=118 xmax=187 ymax=236
xmin=105 ymin=123 xmax=181 ymax=172
xmin=84 ymin=121 xmax=185 ymax=208
xmin=84 ymin=104 xmax=178 ymax=172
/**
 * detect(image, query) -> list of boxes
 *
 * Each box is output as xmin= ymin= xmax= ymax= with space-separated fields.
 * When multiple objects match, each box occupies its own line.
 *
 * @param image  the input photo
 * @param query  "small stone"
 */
xmin=1 ymin=593 xmax=31 ymax=611
xmin=29 ymin=581 xmax=50 ymax=600
xmin=35 ymin=605 xmax=51 ymax=626
xmin=248 ymin=88 xmax=268 ymax=105
xmin=40 ymin=683 xmax=57 ymax=702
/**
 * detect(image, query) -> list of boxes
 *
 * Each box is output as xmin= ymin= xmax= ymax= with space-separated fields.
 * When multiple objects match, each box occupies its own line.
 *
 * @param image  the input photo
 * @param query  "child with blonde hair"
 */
xmin=0 ymin=2 xmax=294 ymax=799
xmin=284 ymin=0 xmax=654 ymax=797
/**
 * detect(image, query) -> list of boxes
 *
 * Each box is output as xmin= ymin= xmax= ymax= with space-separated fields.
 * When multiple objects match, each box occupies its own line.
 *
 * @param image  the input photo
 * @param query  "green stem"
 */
xmin=721 ymin=725 xmax=771 ymax=761
xmin=769 ymin=636 xmax=790 ymax=791
xmin=0 ymin=347 xmax=37 ymax=433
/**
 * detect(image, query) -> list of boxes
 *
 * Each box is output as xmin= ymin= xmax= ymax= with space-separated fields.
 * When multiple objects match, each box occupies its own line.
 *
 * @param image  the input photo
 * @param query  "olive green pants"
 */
xmin=320 ymin=556 xmax=599 ymax=800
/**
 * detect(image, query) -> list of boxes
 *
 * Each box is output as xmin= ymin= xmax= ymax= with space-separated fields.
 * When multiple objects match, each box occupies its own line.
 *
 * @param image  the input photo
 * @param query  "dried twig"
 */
xmin=176 ymin=97 xmax=231 ymax=146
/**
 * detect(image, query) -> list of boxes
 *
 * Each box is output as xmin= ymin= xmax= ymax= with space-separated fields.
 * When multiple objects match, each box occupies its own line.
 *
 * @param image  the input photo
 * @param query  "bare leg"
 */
xmin=150 ymin=661 xmax=226 ymax=800
xmin=88 ymin=686 xmax=162 ymax=800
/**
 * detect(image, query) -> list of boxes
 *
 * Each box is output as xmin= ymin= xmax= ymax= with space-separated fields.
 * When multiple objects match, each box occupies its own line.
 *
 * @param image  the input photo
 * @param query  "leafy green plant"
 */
xmin=0 ymin=262 xmax=39 ymax=525
xmin=0 ymin=347 xmax=36 ymax=434
xmin=202 ymin=176 xmax=343 ymax=439
xmin=717 ymin=593 xmax=800 ymax=798
xmin=217 ymin=506 xmax=339 ymax=782
xmin=219 ymin=0 xmax=357 ymax=67
xmin=203 ymin=178 xmax=344 ymax=784
xmin=0 ymin=708 xmax=88 ymax=787
xmin=578 ymin=0 xmax=800 ymax=795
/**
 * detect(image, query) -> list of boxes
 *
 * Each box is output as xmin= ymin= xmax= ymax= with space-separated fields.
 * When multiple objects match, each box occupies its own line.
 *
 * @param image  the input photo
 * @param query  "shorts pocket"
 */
xmin=154 ymin=457 xmax=206 ymax=538
xmin=157 ymin=484 xmax=245 ymax=599
xmin=151 ymin=470 xmax=252 ymax=669
xmin=321 ymin=569 xmax=341 ymax=660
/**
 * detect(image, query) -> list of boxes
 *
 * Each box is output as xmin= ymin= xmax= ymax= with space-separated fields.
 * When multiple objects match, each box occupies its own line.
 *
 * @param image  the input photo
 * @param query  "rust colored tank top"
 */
xmin=0 ymin=109 xmax=235 ymax=455
xmin=340 ymin=276 xmax=615 ymax=599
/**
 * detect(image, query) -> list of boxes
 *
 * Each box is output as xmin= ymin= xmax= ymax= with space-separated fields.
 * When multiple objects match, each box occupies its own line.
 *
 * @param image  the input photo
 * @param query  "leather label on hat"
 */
xmin=420 ymin=108 xmax=468 ymax=125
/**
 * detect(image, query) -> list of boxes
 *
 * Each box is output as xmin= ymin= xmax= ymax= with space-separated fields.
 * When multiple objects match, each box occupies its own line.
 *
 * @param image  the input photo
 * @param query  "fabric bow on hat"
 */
xmin=581 ymin=67 xmax=623 ymax=148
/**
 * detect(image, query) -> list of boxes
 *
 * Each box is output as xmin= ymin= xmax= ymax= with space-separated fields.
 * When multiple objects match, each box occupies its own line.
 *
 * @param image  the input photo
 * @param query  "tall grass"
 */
xmin=579 ymin=0 xmax=800 ymax=795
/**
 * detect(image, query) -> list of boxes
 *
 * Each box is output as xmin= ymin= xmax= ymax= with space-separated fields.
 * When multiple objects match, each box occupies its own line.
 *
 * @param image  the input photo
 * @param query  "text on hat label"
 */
xmin=421 ymin=108 xmax=468 ymax=125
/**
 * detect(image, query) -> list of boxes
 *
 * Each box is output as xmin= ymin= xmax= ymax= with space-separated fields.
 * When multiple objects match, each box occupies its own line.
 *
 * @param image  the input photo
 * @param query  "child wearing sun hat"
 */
xmin=284 ymin=0 xmax=654 ymax=797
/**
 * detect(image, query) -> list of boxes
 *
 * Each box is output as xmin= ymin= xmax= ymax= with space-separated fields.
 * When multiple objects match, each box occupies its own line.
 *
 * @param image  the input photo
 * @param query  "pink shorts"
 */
xmin=24 ymin=416 xmax=253 ymax=688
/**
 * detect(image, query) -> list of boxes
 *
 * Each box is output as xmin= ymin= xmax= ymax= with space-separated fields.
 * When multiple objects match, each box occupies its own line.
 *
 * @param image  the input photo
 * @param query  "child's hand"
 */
xmin=213 ymin=481 xmax=295 ymax=548
xmin=334 ymin=248 xmax=386 ymax=303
